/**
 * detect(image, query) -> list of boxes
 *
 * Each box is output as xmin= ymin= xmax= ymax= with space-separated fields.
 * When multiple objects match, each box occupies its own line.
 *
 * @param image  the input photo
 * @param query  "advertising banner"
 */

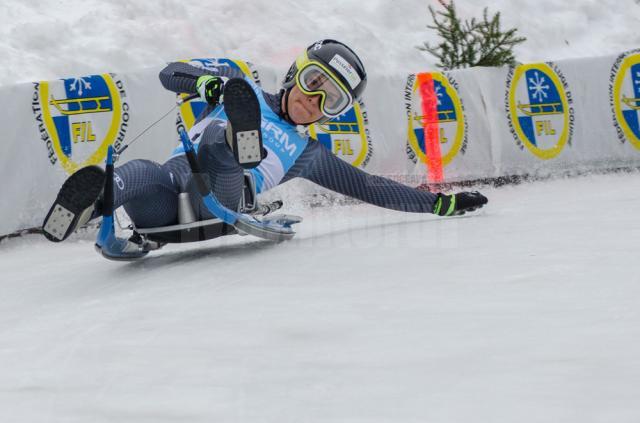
xmin=2 ymin=51 xmax=640 ymax=236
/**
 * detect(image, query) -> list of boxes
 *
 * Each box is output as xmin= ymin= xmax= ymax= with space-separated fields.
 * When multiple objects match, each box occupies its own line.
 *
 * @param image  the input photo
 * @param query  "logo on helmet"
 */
xmin=32 ymin=73 xmax=130 ymax=174
xmin=405 ymin=72 xmax=468 ymax=167
xmin=505 ymin=62 xmax=574 ymax=160
xmin=330 ymin=54 xmax=362 ymax=89
xmin=309 ymin=99 xmax=373 ymax=168
xmin=610 ymin=49 xmax=640 ymax=151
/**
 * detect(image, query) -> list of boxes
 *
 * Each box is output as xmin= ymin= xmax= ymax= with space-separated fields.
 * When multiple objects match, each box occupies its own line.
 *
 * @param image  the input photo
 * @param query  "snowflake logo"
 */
xmin=197 ymin=58 xmax=229 ymax=71
xmin=435 ymin=85 xmax=444 ymax=106
xmin=68 ymin=77 xmax=92 ymax=96
xmin=528 ymin=71 xmax=550 ymax=102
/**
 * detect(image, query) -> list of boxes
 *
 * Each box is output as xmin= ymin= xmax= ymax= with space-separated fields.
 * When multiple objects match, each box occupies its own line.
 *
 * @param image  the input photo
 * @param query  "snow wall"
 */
xmin=2 ymin=50 xmax=640 ymax=236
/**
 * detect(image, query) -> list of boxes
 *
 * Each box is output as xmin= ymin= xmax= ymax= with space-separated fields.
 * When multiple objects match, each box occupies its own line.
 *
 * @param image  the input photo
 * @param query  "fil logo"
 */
xmin=506 ymin=62 xmax=574 ymax=160
xmin=309 ymin=99 xmax=373 ymax=168
xmin=51 ymin=76 xmax=107 ymax=157
xmin=32 ymin=73 xmax=130 ymax=174
xmin=176 ymin=58 xmax=260 ymax=134
xmin=610 ymin=50 xmax=640 ymax=150
xmin=190 ymin=58 xmax=229 ymax=70
xmin=405 ymin=72 xmax=468 ymax=170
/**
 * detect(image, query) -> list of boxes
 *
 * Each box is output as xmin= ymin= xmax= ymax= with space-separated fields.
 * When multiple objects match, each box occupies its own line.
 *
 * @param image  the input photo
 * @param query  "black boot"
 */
xmin=42 ymin=166 xmax=106 ymax=242
xmin=223 ymin=78 xmax=265 ymax=169
xmin=434 ymin=191 xmax=488 ymax=216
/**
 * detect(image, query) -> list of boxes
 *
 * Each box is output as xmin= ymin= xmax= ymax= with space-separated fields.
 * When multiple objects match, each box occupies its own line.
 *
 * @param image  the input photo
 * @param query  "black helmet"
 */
xmin=281 ymin=39 xmax=367 ymax=122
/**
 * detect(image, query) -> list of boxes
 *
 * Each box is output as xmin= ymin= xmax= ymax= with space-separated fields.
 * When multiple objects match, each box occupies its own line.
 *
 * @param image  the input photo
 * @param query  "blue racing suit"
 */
xmin=111 ymin=61 xmax=437 ymax=228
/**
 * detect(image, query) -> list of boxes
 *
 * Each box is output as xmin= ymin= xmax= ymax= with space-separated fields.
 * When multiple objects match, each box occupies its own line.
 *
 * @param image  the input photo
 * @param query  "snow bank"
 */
xmin=1 ymin=0 xmax=640 ymax=86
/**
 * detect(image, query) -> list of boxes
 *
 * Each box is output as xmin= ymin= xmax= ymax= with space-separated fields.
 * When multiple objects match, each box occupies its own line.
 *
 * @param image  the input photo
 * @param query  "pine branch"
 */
xmin=418 ymin=0 xmax=527 ymax=69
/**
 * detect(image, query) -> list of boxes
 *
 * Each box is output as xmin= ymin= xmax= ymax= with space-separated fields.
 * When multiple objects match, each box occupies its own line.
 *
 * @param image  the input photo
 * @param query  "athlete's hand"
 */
xmin=196 ymin=75 xmax=226 ymax=106
xmin=434 ymin=191 xmax=488 ymax=216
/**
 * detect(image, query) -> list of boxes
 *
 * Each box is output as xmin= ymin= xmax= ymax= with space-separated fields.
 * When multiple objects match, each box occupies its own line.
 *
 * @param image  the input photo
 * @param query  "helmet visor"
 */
xmin=296 ymin=63 xmax=352 ymax=118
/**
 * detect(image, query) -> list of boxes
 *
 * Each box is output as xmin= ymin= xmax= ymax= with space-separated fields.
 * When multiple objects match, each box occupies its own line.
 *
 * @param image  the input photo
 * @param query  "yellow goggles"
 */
xmin=294 ymin=61 xmax=353 ymax=118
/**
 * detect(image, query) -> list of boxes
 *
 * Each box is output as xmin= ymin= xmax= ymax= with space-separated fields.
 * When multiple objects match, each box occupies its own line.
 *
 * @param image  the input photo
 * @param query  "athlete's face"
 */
xmin=284 ymin=85 xmax=324 ymax=125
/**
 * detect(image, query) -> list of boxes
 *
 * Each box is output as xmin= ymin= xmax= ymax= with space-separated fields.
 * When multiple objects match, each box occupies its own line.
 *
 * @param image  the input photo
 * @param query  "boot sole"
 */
xmin=223 ymin=78 xmax=263 ymax=169
xmin=43 ymin=166 xmax=106 ymax=242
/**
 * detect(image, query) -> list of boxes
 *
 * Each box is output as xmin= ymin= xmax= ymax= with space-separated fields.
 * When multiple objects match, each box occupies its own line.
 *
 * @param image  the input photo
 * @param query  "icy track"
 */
xmin=1 ymin=173 xmax=639 ymax=423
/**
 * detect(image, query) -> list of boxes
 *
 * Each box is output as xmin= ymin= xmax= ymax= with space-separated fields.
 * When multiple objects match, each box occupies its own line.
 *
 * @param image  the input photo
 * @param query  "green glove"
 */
xmin=196 ymin=75 xmax=226 ymax=106
xmin=434 ymin=191 xmax=488 ymax=216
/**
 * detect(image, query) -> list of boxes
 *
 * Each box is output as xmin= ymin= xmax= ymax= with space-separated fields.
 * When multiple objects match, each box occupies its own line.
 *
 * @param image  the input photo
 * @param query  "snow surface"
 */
xmin=1 ymin=0 xmax=640 ymax=421
xmin=1 ymin=173 xmax=640 ymax=422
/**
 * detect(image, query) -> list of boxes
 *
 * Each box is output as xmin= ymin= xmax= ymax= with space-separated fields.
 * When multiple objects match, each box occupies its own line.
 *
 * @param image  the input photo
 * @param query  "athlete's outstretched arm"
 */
xmin=290 ymin=141 xmax=438 ymax=213
xmin=158 ymin=61 xmax=245 ymax=94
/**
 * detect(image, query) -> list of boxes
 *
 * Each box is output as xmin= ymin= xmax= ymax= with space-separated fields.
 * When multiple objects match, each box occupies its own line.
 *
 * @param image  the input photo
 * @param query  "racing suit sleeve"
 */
xmin=290 ymin=141 xmax=438 ymax=213
xmin=158 ymin=61 xmax=246 ymax=94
